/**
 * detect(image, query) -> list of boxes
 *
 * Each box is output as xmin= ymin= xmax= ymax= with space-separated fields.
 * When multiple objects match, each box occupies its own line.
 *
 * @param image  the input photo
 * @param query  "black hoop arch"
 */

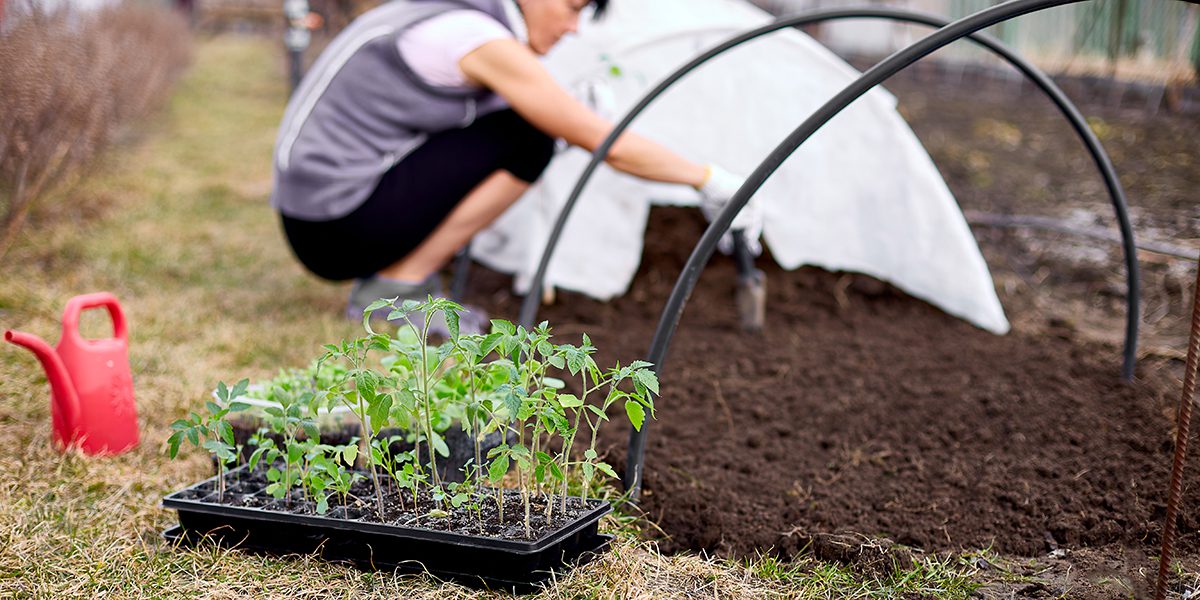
xmin=620 ymin=0 xmax=1157 ymax=499
xmin=516 ymin=8 xmax=1139 ymax=389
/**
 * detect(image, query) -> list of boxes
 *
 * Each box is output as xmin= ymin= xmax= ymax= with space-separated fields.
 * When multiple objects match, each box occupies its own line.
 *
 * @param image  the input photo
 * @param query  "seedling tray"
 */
xmin=162 ymin=470 xmax=613 ymax=593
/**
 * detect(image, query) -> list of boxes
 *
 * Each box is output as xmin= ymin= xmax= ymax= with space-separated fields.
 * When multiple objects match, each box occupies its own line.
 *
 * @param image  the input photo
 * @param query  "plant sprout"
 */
xmin=168 ymin=298 xmax=657 ymax=539
xmin=167 ymin=378 xmax=250 ymax=503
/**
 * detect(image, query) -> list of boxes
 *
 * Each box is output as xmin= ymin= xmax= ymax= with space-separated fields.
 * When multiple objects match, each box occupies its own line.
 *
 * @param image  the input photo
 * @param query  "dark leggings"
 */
xmin=281 ymin=109 xmax=555 ymax=281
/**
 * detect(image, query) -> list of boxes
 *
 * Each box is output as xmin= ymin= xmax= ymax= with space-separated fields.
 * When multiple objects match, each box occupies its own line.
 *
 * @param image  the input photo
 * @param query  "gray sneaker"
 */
xmin=346 ymin=274 xmax=488 ymax=336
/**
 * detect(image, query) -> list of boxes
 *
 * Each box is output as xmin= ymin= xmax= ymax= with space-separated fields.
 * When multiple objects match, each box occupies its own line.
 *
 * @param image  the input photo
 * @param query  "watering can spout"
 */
xmin=4 ymin=329 xmax=81 ymax=443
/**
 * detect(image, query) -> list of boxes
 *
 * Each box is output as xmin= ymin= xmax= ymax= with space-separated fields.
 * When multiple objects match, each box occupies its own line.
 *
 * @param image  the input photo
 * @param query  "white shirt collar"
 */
xmin=500 ymin=0 xmax=529 ymax=44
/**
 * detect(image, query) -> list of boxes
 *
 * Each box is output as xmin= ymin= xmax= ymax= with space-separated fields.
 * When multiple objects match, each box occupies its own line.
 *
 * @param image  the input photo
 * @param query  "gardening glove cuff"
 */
xmin=697 ymin=165 xmax=764 ymax=256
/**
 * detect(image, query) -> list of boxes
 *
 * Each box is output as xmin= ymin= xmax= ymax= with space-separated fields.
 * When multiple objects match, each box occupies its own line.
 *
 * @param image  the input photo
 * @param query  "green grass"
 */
xmin=0 ymin=34 xmax=992 ymax=598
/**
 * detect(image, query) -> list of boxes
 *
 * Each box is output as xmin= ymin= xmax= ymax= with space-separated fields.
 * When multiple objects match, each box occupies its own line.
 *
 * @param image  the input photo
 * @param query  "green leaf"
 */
xmin=186 ymin=428 xmax=199 ymax=447
xmin=490 ymin=319 xmax=516 ymax=335
xmin=287 ymin=443 xmax=304 ymax=464
xmin=316 ymin=495 xmax=329 ymax=515
xmin=395 ymin=388 xmax=417 ymax=411
xmin=205 ymin=401 xmax=222 ymax=415
xmin=368 ymin=394 xmax=392 ymax=428
xmin=566 ymin=350 xmax=584 ymax=375
xmin=594 ymin=461 xmax=618 ymax=479
xmin=625 ymin=399 xmax=646 ymax=431
xmin=510 ymin=444 xmax=531 ymax=462
xmin=166 ymin=432 xmax=182 ymax=459
xmin=557 ymin=393 xmax=582 ymax=408
xmin=481 ymin=333 xmax=503 ymax=357
xmin=170 ymin=419 xmax=190 ymax=431
xmin=356 ymin=370 xmax=378 ymax=403
xmin=218 ymin=420 xmax=235 ymax=446
xmin=547 ymin=461 xmax=563 ymax=482
xmin=342 ymin=444 xmax=358 ymax=466
xmin=249 ymin=447 xmax=267 ymax=471
xmin=633 ymin=369 xmax=660 ymax=395
xmin=547 ymin=355 xmax=565 ymax=369
xmin=584 ymin=448 xmax=597 ymax=460
xmin=227 ymin=402 xmax=251 ymax=413
xmin=430 ymin=431 xmax=450 ymax=458
xmin=215 ymin=381 xmax=229 ymax=403
xmin=445 ymin=310 xmax=460 ymax=340
xmin=501 ymin=387 xmax=522 ymax=419
xmin=302 ymin=421 xmax=320 ymax=440
xmin=582 ymin=462 xmax=593 ymax=482
xmin=231 ymin=378 xmax=250 ymax=401
xmin=488 ymin=454 xmax=510 ymax=482
xmin=364 ymin=298 xmax=393 ymax=313
xmin=450 ymin=493 xmax=468 ymax=508
xmin=542 ymin=410 xmax=571 ymax=435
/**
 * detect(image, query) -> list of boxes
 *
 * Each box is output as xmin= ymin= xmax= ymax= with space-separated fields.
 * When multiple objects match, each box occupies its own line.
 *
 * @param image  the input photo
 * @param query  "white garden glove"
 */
xmin=697 ymin=165 xmax=764 ymax=256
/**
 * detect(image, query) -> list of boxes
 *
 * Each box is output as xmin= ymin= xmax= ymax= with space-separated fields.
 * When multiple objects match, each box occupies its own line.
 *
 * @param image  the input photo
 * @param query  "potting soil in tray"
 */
xmin=166 ymin=464 xmax=608 ymax=541
xmin=465 ymin=206 xmax=1196 ymax=562
xmin=163 ymin=465 xmax=612 ymax=590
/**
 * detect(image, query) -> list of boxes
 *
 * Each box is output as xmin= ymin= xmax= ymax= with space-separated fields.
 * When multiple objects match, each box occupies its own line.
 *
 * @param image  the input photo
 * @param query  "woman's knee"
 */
xmin=488 ymin=109 xmax=556 ymax=183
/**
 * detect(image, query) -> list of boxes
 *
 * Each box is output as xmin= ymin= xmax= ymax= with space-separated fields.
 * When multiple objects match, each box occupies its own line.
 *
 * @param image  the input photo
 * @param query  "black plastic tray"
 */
xmin=162 ymin=470 xmax=613 ymax=593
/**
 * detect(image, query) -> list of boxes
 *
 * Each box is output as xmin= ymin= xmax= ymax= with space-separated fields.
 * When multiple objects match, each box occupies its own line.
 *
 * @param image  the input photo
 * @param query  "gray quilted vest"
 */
xmin=271 ymin=0 xmax=514 ymax=220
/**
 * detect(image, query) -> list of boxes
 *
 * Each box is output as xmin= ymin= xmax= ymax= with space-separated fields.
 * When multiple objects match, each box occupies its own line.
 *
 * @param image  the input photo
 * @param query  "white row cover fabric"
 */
xmin=469 ymin=0 xmax=1010 ymax=334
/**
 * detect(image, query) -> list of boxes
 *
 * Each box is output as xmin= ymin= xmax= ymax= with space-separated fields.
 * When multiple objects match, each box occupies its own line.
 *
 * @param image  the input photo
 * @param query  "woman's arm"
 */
xmin=459 ymin=38 xmax=708 ymax=188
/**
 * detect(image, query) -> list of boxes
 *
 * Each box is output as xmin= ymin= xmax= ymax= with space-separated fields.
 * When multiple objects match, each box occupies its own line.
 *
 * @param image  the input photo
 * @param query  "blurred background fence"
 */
xmin=750 ymin=0 xmax=1199 ymax=85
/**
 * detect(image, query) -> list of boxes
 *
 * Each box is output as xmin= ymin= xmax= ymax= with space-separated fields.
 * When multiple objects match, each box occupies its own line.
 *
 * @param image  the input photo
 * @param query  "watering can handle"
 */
xmin=61 ymin=292 xmax=128 ymax=343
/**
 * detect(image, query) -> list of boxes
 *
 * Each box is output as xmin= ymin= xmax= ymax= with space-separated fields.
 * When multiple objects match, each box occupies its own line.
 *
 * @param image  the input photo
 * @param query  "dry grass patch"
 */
xmin=0 ymin=34 xmax=992 ymax=599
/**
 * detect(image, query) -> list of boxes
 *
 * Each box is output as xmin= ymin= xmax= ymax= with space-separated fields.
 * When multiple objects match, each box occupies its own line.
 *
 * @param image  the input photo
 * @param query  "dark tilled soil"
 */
xmin=468 ymin=206 xmax=1194 ymax=562
xmin=458 ymin=76 xmax=1200 ymax=596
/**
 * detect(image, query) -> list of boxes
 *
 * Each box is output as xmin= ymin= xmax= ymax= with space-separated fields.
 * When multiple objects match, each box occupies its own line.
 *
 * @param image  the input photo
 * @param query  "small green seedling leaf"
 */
xmin=594 ymin=461 xmax=618 ymax=479
xmin=633 ymin=369 xmax=659 ymax=395
xmin=488 ymin=454 xmax=510 ymax=482
xmin=218 ymin=420 xmax=235 ymax=446
xmin=430 ymin=431 xmax=450 ymax=458
xmin=625 ymin=399 xmax=646 ymax=431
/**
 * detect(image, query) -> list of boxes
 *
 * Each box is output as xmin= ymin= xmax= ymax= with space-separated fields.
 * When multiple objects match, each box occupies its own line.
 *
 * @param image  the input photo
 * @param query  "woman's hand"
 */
xmin=460 ymin=39 xmax=707 ymax=187
xmin=698 ymin=165 xmax=764 ymax=256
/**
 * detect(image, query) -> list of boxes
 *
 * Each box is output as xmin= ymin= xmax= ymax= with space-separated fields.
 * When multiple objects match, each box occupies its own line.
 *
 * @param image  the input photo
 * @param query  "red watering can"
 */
xmin=4 ymin=292 xmax=139 ymax=455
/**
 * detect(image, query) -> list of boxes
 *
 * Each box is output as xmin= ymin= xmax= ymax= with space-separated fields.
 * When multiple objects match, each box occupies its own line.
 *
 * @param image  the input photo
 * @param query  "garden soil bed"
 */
xmin=461 ymin=75 xmax=1200 ymax=596
xmin=469 ymin=207 xmax=1193 ymax=562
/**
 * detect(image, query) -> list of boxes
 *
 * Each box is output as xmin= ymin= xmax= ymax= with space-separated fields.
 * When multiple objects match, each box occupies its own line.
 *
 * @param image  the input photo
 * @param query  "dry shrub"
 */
xmin=0 ymin=0 xmax=192 ymax=260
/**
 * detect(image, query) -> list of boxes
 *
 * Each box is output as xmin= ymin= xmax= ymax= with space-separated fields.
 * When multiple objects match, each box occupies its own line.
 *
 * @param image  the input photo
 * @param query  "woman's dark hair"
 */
xmin=591 ymin=0 xmax=608 ymax=19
